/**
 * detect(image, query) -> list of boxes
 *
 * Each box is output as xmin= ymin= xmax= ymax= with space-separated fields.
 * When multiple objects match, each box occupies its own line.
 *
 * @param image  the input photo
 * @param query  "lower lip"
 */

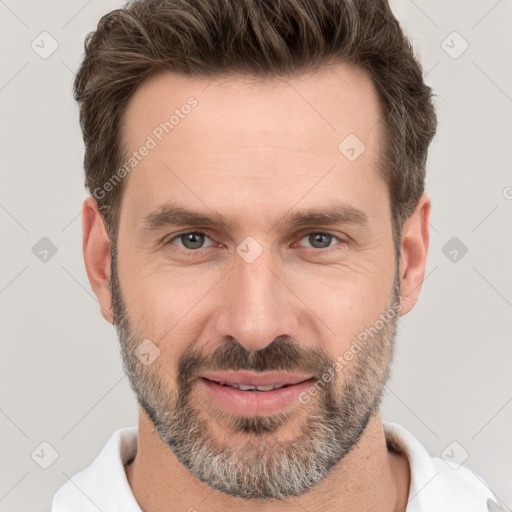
xmin=198 ymin=378 xmax=315 ymax=416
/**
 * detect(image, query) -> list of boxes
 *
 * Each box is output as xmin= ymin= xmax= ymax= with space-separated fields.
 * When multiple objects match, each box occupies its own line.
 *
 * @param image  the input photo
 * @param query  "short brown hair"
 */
xmin=74 ymin=0 xmax=437 ymax=250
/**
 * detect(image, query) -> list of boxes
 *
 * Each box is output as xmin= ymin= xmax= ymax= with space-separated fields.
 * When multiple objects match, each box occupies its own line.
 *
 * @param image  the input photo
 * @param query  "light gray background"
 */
xmin=1 ymin=0 xmax=511 ymax=510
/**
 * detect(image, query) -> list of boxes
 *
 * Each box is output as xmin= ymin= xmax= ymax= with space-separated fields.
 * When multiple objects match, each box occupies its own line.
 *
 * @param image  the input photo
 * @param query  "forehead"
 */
xmin=122 ymin=63 xmax=383 ymax=153
xmin=118 ymin=63 xmax=386 ymax=228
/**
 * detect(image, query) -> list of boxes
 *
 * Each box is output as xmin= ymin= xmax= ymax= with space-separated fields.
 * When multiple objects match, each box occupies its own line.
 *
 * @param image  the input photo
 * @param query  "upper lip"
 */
xmin=200 ymin=370 xmax=314 ymax=387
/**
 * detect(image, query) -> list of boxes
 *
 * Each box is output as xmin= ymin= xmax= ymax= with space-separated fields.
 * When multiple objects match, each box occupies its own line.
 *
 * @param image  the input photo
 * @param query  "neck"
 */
xmin=125 ymin=410 xmax=410 ymax=512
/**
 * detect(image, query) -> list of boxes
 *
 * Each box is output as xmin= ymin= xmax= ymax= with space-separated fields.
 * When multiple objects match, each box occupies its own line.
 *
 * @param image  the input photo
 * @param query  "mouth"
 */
xmin=200 ymin=370 xmax=314 ymax=388
xmin=197 ymin=371 xmax=316 ymax=416
xmin=203 ymin=380 xmax=295 ymax=391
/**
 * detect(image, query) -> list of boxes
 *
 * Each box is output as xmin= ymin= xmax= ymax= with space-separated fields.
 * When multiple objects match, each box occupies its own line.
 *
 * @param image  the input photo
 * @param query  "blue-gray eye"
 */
xmin=169 ymin=232 xmax=213 ymax=250
xmin=297 ymin=232 xmax=341 ymax=249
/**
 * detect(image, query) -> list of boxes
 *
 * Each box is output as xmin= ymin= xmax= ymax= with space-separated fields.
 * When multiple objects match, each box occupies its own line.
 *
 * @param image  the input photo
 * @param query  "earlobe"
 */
xmin=397 ymin=194 xmax=431 ymax=317
xmin=82 ymin=196 xmax=114 ymax=323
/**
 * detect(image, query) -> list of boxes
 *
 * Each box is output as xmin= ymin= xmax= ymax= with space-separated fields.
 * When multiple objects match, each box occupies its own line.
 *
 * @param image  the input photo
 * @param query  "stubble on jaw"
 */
xmin=109 ymin=243 xmax=401 ymax=500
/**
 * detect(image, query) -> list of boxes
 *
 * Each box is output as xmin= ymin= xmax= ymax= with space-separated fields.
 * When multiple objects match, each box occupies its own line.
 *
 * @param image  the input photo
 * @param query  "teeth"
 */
xmin=222 ymin=382 xmax=287 ymax=391
xmin=255 ymin=385 xmax=275 ymax=391
xmin=237 ymin=384 xmax=256 ymax=391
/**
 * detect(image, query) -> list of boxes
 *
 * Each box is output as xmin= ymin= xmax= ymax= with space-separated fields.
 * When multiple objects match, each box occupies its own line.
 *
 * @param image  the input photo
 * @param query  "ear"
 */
xmin=82 ymin=196 xmax=114 ymax=323
xmin=398 ymin=194 xmax=431 ymax=316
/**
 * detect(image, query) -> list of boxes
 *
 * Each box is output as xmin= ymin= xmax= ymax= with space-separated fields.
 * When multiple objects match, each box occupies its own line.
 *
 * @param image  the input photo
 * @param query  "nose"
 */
xmin=214 ymin=248 xmax=299 ymax=353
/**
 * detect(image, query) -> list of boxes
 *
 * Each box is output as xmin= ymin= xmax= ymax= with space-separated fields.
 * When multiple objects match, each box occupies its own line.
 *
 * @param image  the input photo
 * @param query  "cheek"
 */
xmin=292 ymin=262 xmax=395 ymax=352
xmin=301 ymin=252 xmax=392 ymax=300
xmin=119 ymin=263 xmax=218 ymax=348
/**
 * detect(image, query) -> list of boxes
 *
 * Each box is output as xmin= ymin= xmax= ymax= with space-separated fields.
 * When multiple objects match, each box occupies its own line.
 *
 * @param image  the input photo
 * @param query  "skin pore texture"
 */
xmin=82 ymin=62 xmax=430 ymax=512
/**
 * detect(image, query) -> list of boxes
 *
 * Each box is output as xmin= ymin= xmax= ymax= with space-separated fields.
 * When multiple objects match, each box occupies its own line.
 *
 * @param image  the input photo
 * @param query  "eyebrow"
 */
xmin=139 ymin=202 xmax=369 ymax=233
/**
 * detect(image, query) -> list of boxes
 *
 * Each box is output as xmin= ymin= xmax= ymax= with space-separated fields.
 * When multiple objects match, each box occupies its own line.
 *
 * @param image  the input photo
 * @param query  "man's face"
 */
xmin=111 ymin=64 xmax=400 ymax=500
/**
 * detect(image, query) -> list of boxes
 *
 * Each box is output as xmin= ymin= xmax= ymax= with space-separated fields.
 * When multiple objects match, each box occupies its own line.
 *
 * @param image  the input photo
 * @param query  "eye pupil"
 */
xmin=172 ymin=231 xmax=338 ymax=253
xmin=309 ymin=233 xmax=331 ymax=249
xmin=181 ymin=232 xmax=204 ymax=250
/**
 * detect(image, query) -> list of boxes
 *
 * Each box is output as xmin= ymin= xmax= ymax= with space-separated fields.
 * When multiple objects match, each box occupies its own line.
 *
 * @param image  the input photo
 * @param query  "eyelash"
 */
xmin=164 ymin=230 xmax=347 ymax=257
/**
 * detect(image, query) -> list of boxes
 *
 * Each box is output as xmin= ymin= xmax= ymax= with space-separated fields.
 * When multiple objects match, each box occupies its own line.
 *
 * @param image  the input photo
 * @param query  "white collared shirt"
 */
xmin=51 ymin=422 xmax=499 ymax=511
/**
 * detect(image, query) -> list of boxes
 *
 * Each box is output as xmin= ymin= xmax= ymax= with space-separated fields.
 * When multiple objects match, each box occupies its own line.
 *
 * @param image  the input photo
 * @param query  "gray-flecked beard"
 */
xmin=110 ymin=245 xmax=401 ymax=501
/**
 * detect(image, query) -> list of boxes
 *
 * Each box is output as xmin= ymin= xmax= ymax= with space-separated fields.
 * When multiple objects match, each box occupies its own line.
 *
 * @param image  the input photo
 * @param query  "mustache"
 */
xmin=176 ymin=335 xmax=335 ymax=382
